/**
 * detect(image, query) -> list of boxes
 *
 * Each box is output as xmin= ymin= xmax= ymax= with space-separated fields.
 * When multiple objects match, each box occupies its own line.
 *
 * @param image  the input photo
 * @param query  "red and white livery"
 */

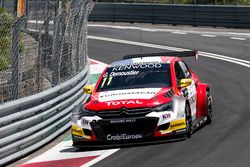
xmin=71 ymin=50 xmax=212 ymax=147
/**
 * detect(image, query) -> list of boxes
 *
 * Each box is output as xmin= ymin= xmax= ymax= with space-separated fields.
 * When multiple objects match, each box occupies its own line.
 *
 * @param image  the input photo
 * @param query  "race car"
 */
xmin=71 ymin=50 xmax=212 ymax=147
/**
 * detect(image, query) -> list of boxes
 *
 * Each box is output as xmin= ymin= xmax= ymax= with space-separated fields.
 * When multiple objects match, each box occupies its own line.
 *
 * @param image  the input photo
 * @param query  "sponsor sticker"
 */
xmin=106 ymin=134 xmax=143 ymax=141
xmin=106 ymin=100 xmax=143 ymax=106
xmin=111 ymin=63 xmax=162 ymax=71
xmin=104 ymin=70 xmax=140 ymax=77
xmin=98 ymin=88 xmax=160 ymax=102
xmin=82 ymin=118 xmax=90 ymax=125
xmin=162 ymin=113 xmax=171 ymax=120
xmin=189 ymin=96 xmax=196 ymax=105
xmin=110 ymin=119 xmax=136 ymax=124
xmin=160 ymin=119 xmax=186 ymax=134
xmin=100 ymin=91 xmax=157 ymax=98
xmin=170 ymin=122 xmax=185 ymax=128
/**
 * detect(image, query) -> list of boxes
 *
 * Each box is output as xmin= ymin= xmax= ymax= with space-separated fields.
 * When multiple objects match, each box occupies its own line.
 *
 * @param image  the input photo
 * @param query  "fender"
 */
xmin=196 ymin=83 xmax=209 ymax=117
xmin=172 ymin=95 xmax=186 ymax=118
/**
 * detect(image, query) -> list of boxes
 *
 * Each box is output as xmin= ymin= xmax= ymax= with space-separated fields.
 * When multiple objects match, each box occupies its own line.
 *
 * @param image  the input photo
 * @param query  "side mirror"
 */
xmin=83 ymin=85 xmax=93 ymax=94
xmin=180 ymin=79 xmax=192 ymax=88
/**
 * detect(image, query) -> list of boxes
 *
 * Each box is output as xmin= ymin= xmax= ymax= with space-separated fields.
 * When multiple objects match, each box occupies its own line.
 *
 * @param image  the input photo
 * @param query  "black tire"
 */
xmin=72 ymin=135 xmax=77 ymax=146
xmin=185 ymin=103 xmax=192 ymax=138
xmin=206 ymin=91 xmax=213 ymax=124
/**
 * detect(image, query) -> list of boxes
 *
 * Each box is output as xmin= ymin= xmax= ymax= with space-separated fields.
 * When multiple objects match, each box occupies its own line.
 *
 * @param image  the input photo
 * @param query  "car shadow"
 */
xmin=60 ymin=137 xmax=186 ymax=153
xmin=60 ymin=122 xmax=211 ymax=153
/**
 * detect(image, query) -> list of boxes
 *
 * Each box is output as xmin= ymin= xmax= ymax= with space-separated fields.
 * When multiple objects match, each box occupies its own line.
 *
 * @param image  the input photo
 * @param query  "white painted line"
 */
xmin=200 ymin=34 xmax=216 ymax=38
xmin=88 ymin=24 xmax=250 ymax=37
xmin=199 ymin=51 xmax=250 ymax=65
xmin=171 ymin=31 xmax=187 ymax=35
xmin=81 ymin=149 xmax=119 ymax=167
xmin=228 ymin=32 xmax=250 ymax=37
xmin=200 ymin=52 xmax=250 ymax=68
xmin=230 ymin=37 xmax=246 ymax=41
xmin=24 ymin=141 xmax=116 ymax=163
xmin=26 ymin=29 xmax=250 ymax=74
xmin=88 ymin=24 xmax=165 ymax=32
xmin=88 ymin=35 xmax=250 ymax=69
xmin=88 ymin=35 xmax=187 ymax=52
xmin=23 ymin=131 xmax=119 ymax=167
xmin=27 ymin=21 xmax=250 ymax=38
xmin=21 ymin=60 xmax=118 ymax=167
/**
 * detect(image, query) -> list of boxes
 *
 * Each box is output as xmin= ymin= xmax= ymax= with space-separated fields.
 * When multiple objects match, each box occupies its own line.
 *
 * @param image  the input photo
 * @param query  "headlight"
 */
xmin=71 ymin=107 xmax=96 ymax=123
xmin=152 ymin=102 xmax=173 ymax=112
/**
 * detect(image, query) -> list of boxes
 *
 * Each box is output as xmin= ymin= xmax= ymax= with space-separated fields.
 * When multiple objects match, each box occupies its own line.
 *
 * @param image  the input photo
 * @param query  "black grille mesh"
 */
xmin=91 ymin=117 xmax=158 ymax=140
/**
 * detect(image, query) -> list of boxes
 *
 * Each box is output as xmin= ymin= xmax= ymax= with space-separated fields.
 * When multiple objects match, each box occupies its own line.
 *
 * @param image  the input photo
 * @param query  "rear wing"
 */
xmin=123 ymin=50 xmax=199 ymax=61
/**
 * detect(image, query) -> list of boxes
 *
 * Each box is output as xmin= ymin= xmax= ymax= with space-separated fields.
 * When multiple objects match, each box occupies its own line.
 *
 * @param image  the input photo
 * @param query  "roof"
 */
xmin=109 ymin=56 xmax=176 ymax=67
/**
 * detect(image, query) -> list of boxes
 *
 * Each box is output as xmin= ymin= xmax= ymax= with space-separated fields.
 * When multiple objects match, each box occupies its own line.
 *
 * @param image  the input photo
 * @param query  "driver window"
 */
xmin=179 ymin=61 xmax=191 ymax=78
xmin=174 ymin=62 xmax=185 ymax=87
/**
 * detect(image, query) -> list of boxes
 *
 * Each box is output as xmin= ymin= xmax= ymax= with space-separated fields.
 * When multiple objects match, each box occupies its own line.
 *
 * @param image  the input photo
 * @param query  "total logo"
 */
xmin=106 ymin=100 xmax=143 ymax=106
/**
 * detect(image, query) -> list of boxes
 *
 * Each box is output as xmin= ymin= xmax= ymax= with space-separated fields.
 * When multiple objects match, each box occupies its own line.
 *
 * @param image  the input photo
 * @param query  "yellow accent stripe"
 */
xmin=71 ymin=125 xmax=91 ymax=140
xmin=161 ymin=119 xmax=186 ymax=133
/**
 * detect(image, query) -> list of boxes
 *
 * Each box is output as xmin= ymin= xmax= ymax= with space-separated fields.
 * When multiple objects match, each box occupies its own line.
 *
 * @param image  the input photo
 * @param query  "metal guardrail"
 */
xmin=0 ymin=0 xmax=94 ymax=165
xmin=0 ymin=0 xmax=94 ymax=166
xmin=0 ymin=63 xmax=89 ymax=166
xmin=89 ymin=3 xmax=250 ymax=28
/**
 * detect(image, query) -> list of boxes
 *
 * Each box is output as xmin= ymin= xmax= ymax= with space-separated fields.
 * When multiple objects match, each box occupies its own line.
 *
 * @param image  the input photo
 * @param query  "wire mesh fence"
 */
xmin=0 ymin=0 xmax=94 ymax=104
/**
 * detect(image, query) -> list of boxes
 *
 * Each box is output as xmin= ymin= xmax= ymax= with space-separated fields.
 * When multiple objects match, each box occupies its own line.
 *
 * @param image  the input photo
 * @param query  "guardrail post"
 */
xmin=52 ymin=0 xmax=63 ymax=86
xmin=10 ymin=17 xmax=27 ymax=100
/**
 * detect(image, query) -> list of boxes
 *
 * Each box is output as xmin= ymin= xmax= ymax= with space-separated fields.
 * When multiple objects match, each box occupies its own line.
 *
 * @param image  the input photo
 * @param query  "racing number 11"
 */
xmin=101 ymin=77 xmax=113 ymax=88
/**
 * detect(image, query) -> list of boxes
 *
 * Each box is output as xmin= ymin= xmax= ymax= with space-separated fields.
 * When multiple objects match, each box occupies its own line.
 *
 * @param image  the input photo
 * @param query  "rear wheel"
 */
xmin=206 ymin=91 xmax=213 ymax=124
xmin=185 ymin=103 xmax=192 ymax=138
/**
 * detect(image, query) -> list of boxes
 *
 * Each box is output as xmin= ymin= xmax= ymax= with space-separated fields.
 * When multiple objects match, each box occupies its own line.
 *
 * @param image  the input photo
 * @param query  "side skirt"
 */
xmin=192 ymin=116 xmax=208 ymax=133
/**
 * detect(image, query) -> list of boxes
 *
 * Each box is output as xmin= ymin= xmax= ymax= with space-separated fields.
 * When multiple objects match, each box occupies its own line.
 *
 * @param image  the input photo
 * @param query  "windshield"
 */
xmin=97 ymin=63 xmax=171 ymax=92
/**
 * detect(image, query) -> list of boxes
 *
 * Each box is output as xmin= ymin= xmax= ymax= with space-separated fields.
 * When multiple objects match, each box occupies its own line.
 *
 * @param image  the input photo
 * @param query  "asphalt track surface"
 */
xmin=87 ymin=24 xmax=250 ymax=167
xmin=9 ymin=23 xmax=250 ymax=167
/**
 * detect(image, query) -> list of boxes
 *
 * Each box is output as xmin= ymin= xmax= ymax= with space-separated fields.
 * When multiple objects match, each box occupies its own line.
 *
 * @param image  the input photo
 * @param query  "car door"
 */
xmin=175 ymin=61 xmax=197 ymax=121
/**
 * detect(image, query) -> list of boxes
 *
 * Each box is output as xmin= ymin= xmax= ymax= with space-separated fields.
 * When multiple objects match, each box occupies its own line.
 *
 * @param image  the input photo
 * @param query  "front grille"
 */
xmin=91 ymin=117 xmax=158 ymax=140
xmin=96 ymin=107 xmax=152 ymax=119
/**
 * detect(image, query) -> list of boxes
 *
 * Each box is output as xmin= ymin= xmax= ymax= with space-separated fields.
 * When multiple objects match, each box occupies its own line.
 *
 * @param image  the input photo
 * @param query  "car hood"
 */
xmin=85 ymin=88 xmax=173 ymax=111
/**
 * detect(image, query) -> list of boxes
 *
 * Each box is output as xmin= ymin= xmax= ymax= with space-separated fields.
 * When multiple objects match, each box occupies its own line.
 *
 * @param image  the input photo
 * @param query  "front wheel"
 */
xmin=206 ymin=91 xmax=213 ymax=124
xmin=185 ymin=103 xmax=192 ymax=138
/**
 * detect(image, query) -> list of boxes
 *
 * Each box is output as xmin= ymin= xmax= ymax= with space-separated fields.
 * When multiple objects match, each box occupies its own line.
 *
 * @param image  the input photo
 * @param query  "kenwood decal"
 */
xmin=111 ymin=63 xmax=162 ymax=71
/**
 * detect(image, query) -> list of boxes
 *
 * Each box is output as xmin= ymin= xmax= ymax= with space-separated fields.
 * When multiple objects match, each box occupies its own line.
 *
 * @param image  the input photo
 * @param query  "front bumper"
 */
xmin=71 ymin=116 xmax=187 ymax=147
xmin=72 ymin=134 xmax=186 ymax=148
